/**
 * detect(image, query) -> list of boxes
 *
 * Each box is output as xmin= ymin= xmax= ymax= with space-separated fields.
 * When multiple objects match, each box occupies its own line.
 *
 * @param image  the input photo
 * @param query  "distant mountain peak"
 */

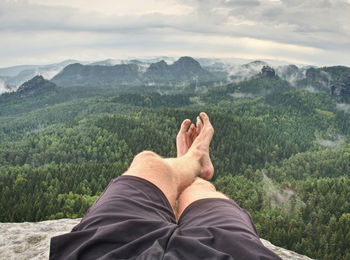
xmin=17 ymin=75 xmax=56 ymax=97
xmin=148 ymin=60 xmax=168 ymax=70
xmin=18 ymin=75 xmax=49 ymax=89
xmin=52 ymin=62 xmax=142 ymax=87
xmin=52 ymin=56 xmax=214 ymax=87
xmin=171 ymin=56 xmax=206 ymax=74
xmin=261 ymin=65 xmax=276 ymax=77
xmin=157 ymin=60 xmax=167 ymax=65
xmin=64 ymin=63 xmax=84 ymax=69
xmin=250 ymin=60 xmax=267 ymax=65
xmin=56 ymin=63 xmax=84 ymax=76
xmin=144 ymin=56 xmax=213 ymax=83
xmin=174 ymin=56 xmax=201 ymax=67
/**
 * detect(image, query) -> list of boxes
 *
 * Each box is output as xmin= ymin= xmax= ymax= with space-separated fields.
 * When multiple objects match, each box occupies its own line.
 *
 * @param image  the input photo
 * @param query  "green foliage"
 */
xmin=214 ymin=175 xmax=350 ymax=260
xmin=1 ymin=74 xmax=350 ymax=259
xmin=112 ymin=93 xmax=192 ymax=108
xmin=0 ymin=162 xmax=125 ymax=221
xmin=231 ymin=74 xmax=292 ymax=94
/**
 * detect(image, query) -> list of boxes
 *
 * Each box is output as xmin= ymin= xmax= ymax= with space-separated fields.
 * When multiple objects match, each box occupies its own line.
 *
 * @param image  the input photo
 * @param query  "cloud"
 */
xmin=262 ymin=172 xmax=305 ymax=213
xmin=0 ymin=78 xmax=7 ymax=94
xmin=31 ymin=0 xmax=194 ymax=16
xmin=0 ymin=0 xmax=350 ymax=67
xmin=317 ymin=134 xmax=345 ymax=149
xmin=336 ymin=103 xmax=350 ymax=112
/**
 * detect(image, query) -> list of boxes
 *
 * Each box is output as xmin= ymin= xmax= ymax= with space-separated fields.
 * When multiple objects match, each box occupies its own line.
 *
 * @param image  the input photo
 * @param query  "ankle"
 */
xmin=186 ymin=146 xmax=201 ymax=162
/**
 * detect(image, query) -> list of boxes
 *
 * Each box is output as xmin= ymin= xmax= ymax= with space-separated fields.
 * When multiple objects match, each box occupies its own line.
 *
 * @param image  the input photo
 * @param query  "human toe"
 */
xmin=179 ymin=119 xmax=191 ymax=134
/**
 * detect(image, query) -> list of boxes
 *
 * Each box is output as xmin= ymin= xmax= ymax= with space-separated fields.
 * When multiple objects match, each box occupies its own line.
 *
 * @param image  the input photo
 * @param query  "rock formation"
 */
xmin=331 ymin=82 xmax=350 ymax=102
xmin=261 ymin=65 xmax=276 ymax=77
xmin=0 ymin=218 xmax=312 ymax=259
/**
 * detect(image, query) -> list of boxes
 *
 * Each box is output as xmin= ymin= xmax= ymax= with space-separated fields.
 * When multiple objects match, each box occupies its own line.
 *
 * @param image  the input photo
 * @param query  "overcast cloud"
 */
xmin=1 ymin=0 xmax=350 ymax=67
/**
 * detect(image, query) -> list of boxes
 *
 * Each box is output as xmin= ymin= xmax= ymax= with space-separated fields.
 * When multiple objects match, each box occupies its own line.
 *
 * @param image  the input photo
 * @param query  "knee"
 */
xmin=131 ymin=150 xmax=164 ymax=169
xmin=133 ymin=150 xmax=159 ymax=162
xmin=191 ymin=177 xmax=216 ymax=192
xmin=185 ymin=179 xmax=230 ymax=200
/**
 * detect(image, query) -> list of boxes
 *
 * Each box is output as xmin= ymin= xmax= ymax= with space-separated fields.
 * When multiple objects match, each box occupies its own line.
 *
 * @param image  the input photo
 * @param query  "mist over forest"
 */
xmin=1 ymin=57 xmax=350 ymax=259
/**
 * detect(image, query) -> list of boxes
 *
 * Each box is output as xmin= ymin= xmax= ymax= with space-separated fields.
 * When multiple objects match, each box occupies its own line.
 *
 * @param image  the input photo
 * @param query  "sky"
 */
xmin=1 ymin=0 xmax=350 ymax=68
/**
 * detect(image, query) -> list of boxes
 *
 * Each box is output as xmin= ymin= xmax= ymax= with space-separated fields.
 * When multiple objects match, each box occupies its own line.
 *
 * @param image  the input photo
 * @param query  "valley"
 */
xmin=0 ymin=57 xmax=350 ymax=259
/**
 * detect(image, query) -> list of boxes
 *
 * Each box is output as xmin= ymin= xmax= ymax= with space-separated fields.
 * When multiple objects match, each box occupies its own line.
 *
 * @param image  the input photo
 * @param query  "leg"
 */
xmin=173 ymin=130 xmax=281 ymax=259
xmin=168 ymin=192 xmax=281 ymax=259
xmin=124 ymin=112 xmax=214 ymax=207
xmin=177 ymin=177 xmax=229 ymax=221
xmin=176 ymin=119 xmax=196 ymax=158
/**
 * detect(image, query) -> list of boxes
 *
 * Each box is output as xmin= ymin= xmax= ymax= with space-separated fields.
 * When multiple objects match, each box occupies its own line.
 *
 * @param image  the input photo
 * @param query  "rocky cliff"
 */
xmin=0 ymin=218 xmax=312 ymax=259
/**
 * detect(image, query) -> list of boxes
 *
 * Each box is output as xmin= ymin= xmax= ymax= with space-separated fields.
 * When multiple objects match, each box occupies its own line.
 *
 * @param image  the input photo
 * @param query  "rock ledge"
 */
xmin=0 ymin=218 xmax=312 ymax=259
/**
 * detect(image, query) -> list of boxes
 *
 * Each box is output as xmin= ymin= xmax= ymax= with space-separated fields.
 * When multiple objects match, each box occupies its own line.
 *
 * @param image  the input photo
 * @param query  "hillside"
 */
xmin=1 ymin=61 xmax=350 ymax=259
xmin=52 ymin=63 xmax=142 ymax=87
xmin=0 ymin=75 xmax=59 ymax=116
xmin=16 ymin=75 xmax=57 ymax=97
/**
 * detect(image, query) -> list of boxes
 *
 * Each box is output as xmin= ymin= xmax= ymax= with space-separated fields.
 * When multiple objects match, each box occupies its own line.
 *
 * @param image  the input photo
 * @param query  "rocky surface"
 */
xmin=261 ymin=65 xmax=276 ymax=77
xmin=0 ymin=218 xmax=312 ymax=259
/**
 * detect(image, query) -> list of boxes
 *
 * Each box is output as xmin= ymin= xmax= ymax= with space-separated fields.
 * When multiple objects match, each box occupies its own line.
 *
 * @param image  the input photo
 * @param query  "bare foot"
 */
xmin=187 ymin=112 xmax=214 ymax=180
xmin=176 ymin=119 xmax=197 ymax=157
xmin=176 ymin=115 xmax=205 ymax=157
xmin=196 ymin=115 xmax=203 ymax=134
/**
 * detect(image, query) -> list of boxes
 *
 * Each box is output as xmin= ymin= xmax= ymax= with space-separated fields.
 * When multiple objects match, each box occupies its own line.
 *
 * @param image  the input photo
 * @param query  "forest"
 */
xmin=0 ymin=71 xmax=350 ymax=260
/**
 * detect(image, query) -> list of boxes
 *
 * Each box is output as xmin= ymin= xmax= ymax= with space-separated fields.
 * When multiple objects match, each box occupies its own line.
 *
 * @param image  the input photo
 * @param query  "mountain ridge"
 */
xmin=1 ymin=57 xmax=350 ymax=95
xmin=52 ymin=56 xmax=215 ymax=87
xmin=2 ymin=57 xmax=350 ymax=102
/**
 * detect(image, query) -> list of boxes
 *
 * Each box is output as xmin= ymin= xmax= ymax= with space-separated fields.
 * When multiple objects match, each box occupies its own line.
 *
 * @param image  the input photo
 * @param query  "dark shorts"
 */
xmin=50 ymin=175 xmax=281 ymax=260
